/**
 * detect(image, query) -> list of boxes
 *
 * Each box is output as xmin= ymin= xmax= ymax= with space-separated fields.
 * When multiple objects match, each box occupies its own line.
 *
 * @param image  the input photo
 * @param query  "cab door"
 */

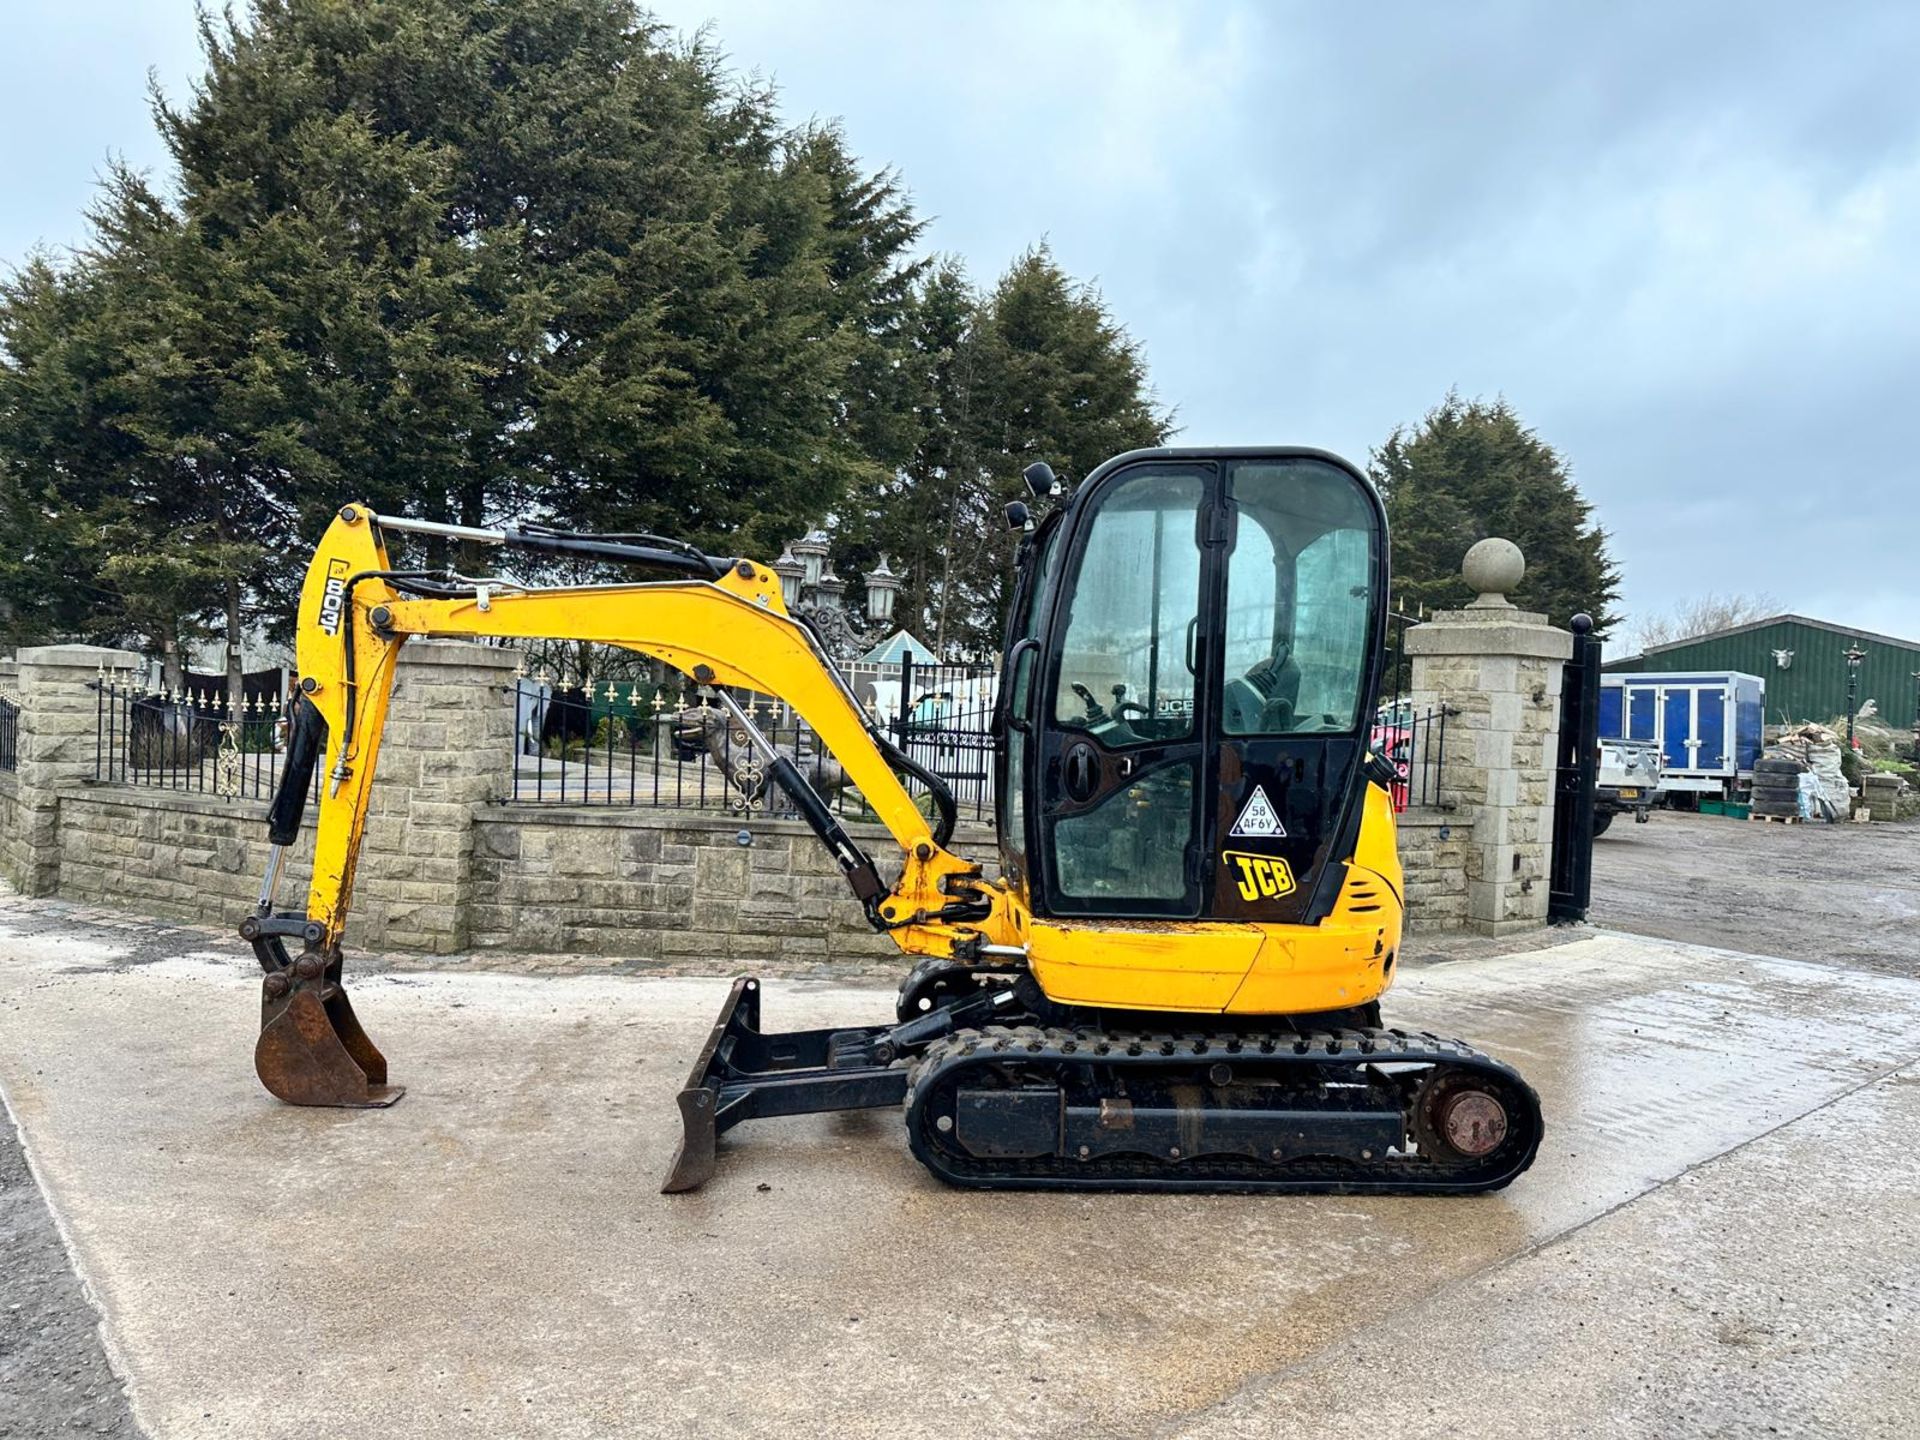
xmin=1207 ymin=458 xmax=1383 ymax=925
xmin=1031 ymin=462 xmax=1216 ymax=918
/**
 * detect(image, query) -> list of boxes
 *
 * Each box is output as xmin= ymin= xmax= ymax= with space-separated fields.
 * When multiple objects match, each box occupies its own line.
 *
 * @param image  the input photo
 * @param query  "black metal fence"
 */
xmin=92 ymin=682 xmax=317 ymax=803
xmin=509 ymin=657 xmax=998 ymax=823
xmin=1371 ymin=701 xmax=1455 ymax=812
xmin=78 ymin=663 xmax=1442 ymax=822
xmin=0 ymin=694 xmax=18 ymax=773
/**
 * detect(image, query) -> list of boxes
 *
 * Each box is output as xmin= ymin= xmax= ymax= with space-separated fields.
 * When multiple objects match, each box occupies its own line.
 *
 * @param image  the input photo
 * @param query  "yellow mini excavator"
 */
xmin=243 ymin=447 xmax=1542 ymax=1194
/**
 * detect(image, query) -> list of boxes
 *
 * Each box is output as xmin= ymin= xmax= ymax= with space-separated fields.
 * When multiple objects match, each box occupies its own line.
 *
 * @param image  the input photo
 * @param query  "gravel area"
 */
xmin=1591 ymin=808 xmax=1920 ymax=972
xmin=0 ymin=1111 xmax=140 ymax=1438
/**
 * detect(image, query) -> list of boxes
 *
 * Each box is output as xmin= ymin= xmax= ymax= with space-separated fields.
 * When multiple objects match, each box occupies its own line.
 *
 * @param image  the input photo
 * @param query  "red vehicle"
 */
xmin=1370 ymin=704 xmax=1414 ymax=813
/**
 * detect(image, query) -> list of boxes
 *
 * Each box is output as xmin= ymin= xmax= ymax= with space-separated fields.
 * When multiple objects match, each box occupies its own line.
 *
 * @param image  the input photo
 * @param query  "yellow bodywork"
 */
xmin=294 ymin=506 xmax=1402 ymax=1018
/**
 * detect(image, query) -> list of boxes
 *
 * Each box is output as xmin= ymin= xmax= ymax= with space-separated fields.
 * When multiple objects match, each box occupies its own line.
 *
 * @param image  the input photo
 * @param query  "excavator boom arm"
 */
xmin=246 ymin=504 xmax=1014 ymax=1110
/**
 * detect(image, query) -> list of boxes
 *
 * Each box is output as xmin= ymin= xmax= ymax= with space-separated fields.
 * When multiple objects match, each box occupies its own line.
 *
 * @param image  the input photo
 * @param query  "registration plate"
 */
xmin=1617 ymin=788 xmax=1640 ymax=799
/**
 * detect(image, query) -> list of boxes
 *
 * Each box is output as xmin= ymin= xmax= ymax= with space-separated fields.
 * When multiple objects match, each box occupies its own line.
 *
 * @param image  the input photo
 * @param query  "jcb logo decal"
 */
xmin=1224 ymin=849 xmax=1295 ymax=903
xmin=316 ymin=560 xmax=350 ymax=636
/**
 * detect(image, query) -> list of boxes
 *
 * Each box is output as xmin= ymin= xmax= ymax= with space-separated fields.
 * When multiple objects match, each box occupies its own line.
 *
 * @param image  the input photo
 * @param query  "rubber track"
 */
xmin=903 ymin=1023 xmax=1543 ymax=1195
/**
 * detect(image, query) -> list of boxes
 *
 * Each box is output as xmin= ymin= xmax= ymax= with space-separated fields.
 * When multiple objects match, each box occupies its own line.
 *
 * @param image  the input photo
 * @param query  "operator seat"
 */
xmin=1224 ymin=644 xmax=1302 ymax=732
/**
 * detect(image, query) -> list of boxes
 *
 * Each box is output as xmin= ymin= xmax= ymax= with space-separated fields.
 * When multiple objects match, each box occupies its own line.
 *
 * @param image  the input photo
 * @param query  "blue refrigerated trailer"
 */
xmin=1599 ymin=671 xmax=1765 ymax=797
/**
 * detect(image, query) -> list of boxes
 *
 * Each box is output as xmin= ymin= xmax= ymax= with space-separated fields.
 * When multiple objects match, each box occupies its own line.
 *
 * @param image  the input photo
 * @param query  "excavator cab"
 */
xmin=999 ymin=449 xmax=1387 ymax=928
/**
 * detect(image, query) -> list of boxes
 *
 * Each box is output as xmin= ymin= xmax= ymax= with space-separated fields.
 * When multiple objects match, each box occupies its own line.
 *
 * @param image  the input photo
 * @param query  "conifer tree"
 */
xmin=1370 ymin=393 xmax=1619 ymax=631
xmin=845 ymin=247 xmax=1170 ymax=657
xmin=0 ymin=0 xmax=926 ymax=674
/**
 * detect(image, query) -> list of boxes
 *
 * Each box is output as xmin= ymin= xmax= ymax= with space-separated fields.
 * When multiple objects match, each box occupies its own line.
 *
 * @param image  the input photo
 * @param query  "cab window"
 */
xmin=1050 ymin=468 xmax=1204 ymax=745
xmin=1220 ymin=460 xmax=1378 ymax=736
xmin=1000 ymin=518 xmax=1062 ymax=869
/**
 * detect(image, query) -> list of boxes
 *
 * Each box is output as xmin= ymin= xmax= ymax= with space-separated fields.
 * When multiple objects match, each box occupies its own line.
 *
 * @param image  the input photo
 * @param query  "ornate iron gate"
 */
xmin=1549 ymin=614 xmax=1602 ymax=923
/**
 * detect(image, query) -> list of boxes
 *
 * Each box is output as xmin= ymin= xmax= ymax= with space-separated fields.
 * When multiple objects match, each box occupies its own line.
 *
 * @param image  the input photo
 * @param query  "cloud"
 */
xmin=9 ymin=0 xmax=1916 ymax=638
xmin=645 ymin=0 xmax=1919 ymax=634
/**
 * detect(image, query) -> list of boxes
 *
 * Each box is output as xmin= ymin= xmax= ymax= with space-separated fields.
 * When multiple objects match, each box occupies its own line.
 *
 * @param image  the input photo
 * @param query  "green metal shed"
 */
xmin=1606 ymin=615 xmax=1920 ymax=728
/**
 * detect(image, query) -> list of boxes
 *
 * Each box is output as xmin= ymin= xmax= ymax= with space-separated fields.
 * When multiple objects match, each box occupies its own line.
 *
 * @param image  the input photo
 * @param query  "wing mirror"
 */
xmin=1004 ymin=500 xmax=1033 ymax=532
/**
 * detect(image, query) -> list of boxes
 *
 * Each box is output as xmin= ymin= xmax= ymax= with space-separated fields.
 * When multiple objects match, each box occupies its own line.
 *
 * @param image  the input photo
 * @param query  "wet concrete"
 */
xmin=1167 ymin=1058 xmax=1920 ymax=1438
xmin=3 ymin=922 xmax=1918 ymax=1438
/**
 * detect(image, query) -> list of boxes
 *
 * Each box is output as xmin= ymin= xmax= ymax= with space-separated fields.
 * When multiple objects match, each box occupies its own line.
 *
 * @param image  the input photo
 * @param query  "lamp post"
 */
xmin=1844 ymin=644 xmax=1866 ymax=749
xmin=770 ymin=546 xmax=805 ymax=610
xmin=864 ymin=553 xmax=901 ymax=627
xmin=790 ymin=528 xmax=830 ymax=590
xmin=771 ymin=528 xmax=910 ymax=666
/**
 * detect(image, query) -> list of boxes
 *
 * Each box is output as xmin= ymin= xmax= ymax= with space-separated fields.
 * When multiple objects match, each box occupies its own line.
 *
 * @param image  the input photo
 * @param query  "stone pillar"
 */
xmin=1404 ymin=541 xmax=1572 ymax=935
xmin=12 ymin=644 xmax=143 ymax=895
xmin=350 ymin=638 xmax=520 ymax=952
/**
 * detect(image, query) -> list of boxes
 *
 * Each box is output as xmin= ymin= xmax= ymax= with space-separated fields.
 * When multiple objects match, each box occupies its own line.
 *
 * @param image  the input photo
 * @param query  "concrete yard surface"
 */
xmin=2 ymin=918 xmax=1919 ymax=1438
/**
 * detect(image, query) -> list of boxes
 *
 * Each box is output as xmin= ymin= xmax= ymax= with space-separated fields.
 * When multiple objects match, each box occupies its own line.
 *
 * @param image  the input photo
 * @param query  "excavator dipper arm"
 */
xmin=245 ymin=504 xmax=1017 ymax=1117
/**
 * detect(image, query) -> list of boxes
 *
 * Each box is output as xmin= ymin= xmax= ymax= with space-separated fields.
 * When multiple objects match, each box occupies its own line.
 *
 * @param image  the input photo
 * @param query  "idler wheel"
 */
xmin=1416 ymin=1074 xmax=1512 ymax=1160
xmin=895 ymin=959 xmax=982 ymax=1022
xmin=1439 ymin=1090 xmax=1508 ymax=1157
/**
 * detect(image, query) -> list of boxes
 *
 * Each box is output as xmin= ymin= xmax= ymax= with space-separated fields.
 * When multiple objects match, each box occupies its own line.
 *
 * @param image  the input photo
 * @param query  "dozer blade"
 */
xmin=661 ymin=977 xmax=757 ymax=1193
xmin=662 ymin=1085 xmax=720 ymax=1195
xmin=256 ymin=976 xmax=404 ymax=1109
xmin=661 ymin=976 xmax=908 ymax=1193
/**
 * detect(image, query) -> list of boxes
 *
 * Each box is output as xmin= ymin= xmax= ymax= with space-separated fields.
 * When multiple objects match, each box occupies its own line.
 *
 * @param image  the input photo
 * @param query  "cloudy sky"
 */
xmin=5 ymin=2 xmax=1917 ymax=645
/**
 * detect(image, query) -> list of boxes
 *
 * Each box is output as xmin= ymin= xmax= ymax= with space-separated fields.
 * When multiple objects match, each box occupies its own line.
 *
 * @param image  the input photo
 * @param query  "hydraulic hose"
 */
xmin=875 ymin=732 xmax=959 ymax=850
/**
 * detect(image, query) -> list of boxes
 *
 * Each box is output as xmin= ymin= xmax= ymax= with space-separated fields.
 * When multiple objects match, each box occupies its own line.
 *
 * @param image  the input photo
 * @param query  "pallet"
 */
xmin=1747 ymin=812 xmax=1801 ymax=825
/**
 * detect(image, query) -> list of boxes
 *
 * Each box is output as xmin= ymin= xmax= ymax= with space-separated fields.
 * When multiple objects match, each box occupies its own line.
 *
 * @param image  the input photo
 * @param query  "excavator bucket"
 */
xmin=255 ymin=972 xmax=405 ymax=1109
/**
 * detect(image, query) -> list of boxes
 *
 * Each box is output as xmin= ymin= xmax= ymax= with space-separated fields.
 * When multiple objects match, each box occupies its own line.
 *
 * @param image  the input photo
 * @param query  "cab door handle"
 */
xmin=1063 ymin=742 xmax=1099 ymax=803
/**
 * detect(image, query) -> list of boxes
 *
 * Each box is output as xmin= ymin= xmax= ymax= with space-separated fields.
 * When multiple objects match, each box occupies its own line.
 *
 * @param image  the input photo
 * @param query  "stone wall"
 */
xmin=0 ymin=786 xmax=1492 ymax=954
xmin=468 ymin=810 xmax=998 ymax=963
xmin=0 ymin=630 xmax=1523 ymax=950
xmin=17 ymin=779 xmax=1471 ymax=953
xmin=0 ymin=773 xmax=27 ymax=894
xmin=349 ymin=640 xmax=519 ymax=951
xmin=11 ymin=645 xmax=141 ymax=896
xmin=0 ymin=638 xmax=515 ymax=954
xmin=1395 ymin=806 xmax=1472 ymax=932
xmin=46 ymin=788 xmax=316 ymax=934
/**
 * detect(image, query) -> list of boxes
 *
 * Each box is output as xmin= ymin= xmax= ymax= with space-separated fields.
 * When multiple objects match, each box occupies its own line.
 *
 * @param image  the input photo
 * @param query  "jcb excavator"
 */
xmin=243 ymin=447 xmax=1542 ymax=1194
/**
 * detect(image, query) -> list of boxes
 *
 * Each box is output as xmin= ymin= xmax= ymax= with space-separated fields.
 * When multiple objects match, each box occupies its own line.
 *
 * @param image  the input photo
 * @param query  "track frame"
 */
xmin=661 ymin=975 xmax=1543 ymax=1197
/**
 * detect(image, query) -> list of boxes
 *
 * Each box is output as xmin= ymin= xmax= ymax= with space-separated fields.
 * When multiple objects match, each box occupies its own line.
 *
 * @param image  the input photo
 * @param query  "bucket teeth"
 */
xmin=255 ymin=966 xmax=404 ymax=1109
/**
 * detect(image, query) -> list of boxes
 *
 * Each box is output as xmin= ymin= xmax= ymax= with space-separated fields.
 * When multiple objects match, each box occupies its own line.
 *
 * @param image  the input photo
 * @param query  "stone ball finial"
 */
xmin=1462 ymin=537 xmax=1524 ymax=607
